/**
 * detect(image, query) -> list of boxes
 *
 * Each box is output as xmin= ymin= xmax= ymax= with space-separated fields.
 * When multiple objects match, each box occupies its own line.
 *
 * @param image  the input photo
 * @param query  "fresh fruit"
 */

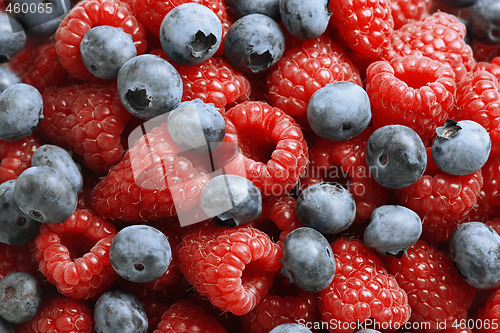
xmin=0 ymin=134 xmax=42 ymax=183
xmin=0 ymin=272 xmax=42 ymax=324
xmin=0 ymin=12 xmax=26 ymax=62
xmin=391 ymin=0 xmax=431 ymax=29
xmin=280 ymin=227 xmax=335 ymax=292
xmin=0 ymin=66 xmax=21 ymax=93
xmin=270 ymin=323 xmax=312 ymax=332
xmin=9 ymin=0 xmax=71 ymax=37
xmin=279 ymin=0 xmax=331 ymax=40
xmin=224 ymin=0 xmax=280 ymax=20
xmin=0 ymin=317 xmax=13 ymax=333
xmin=477 ymin=288 xmax=500 ymax=333
xmin=469 ymin=0 xmax=500 ymax=45
xmin=295 ymin=182 xmax=356 ymax=234
xmin=363 ymin=205 xmax=422 ymax=257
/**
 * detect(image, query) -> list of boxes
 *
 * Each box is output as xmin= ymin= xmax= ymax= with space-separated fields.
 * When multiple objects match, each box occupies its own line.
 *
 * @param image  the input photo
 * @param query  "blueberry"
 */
xmin=31 ymin=144 xmax=83 ymax=193
xmin=0 ymin=66 xmax=21 ymax=93
xmin=432 ymin=119 xmax=491 ymax=176
xmin=224 ymin=0 xmax=280 ymax=20
xmin=160 ymin=3 xmax=222 ymax=66
xmin=0 ymin=83 xmax=43 ymax=141
xmin=14 ymin=166 xmax=78 ymax=224
xmin=94 ymin=290 xmax=148 ymax=333
xmin=469 ymin=0 xmax=500 ymax=45
xmin=223 ymin=14 xmax=285 ymax=74
xmin=0 ymin=180 xmax=39 ymax=245
xmin=0 ymin=272 xmax=42 ymax=324
xmin=280 ymin=0 xmax=331 ymax=40
xmin=281 ymin=227 xmax=335 ymax=292
xmin=200 ymin=174 xmax=262 ymax=227
xmin=296 ymin=182 xmax=356 ymax=235
xmin=441 ymin=0 xmax=476 ymax=8
xmin=354 ymin=330 xmax=382 ymax=333
xmin=450 ymin=222 xmax=500 ymax=289
xmin=110 ymin=225 xmax=172 ymax=283
xmin=117 ymin=54 xmax=183 ymax=120
xmin=307 ymin=81 xmax=371 ymax=141
xmin=0 ymin=13 xmax=26 ymax=62
xmin=167 ymin=99 xmax=226 ymax=152
xmin=366 ymin=125 xmax=427 ymax=189
xmin=11 ymin=0 xmax=71 ymax=37
xmin=363 ymin=205 xmax=422 ymax=257
xmin=80 ymin=26 xmax=137 ymax=79
xmin=270 ymin=323 xmax=313 ymax=333
xmin=0 ymin=317 xmax=14 ymax=333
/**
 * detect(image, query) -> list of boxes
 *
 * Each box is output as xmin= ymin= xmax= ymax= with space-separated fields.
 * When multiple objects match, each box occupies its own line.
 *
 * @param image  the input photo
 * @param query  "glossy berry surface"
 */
xmin=0 ymin=272 xmax=42 ymax=324
xmin=280 ymin=0 xmax=331 ymax=40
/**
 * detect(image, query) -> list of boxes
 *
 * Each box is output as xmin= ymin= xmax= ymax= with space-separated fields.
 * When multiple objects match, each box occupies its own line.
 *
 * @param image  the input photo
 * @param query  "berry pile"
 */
xmin=1 ymin=0 xmax=500 ymax=332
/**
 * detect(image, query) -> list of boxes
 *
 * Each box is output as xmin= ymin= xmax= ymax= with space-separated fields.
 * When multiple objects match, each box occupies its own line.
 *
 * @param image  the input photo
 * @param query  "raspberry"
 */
xmin=0 ymin=241 xmax=37 ymax=280
xmin=486 ymin=218 xmax=500 ymax=235
xmin=8 ymin=43 xmax=68 ymax=92
xmin=141 ymin=298 xmax=170 ymax=333
xmin=55 ymin=0 xmax=147 ymax=80
xmin=38 ymin=84 xmax=131 ymax=172
xmin=397 ymin=148 xmax=484 ymax=244
xmin=470 ymin=157 xmax=500 ymax=221
xmin=0 ymin=133 xmax=43 ymax=183
xmin=301 ymin=128 xmax=391 ymax=223
xmin=262 ymin=197 xmax=303 ymax=233
xmin=477 ymin=288 xmax=500 ymax=333
xmin=319 ymin=238 xmax=411 ymax=333
xmin=455 ymin=70 xmax=500 ymax=156
xmin=328 ymin=0 xmax=393 ymax=59
xmin=391 ymin=0 xmax=431 ymax=29
xmin=153 ymin=300 xmax=227 ymax=333
xmin=34 ymin=209 xmax=117 ymax=300
xmin=177 ymin=226 xmax=282 ymax=315
xmin=472 ymin=40 xmax=500 ymax=63
xmin=267 ymin=37 xmax=362 ymax=117
xmin=385 ymin=240 xmax=475 ymax=332
xmin=223 ymin=101 xmax=309 ymax=197
xmin=17 ymin=297 xmax=94 ymax=333
xmin=366 ymin=55 xmax=457 ymax=142
xmin=381 ymin=12 xmax=474 ymax=81
xmin=91 ymin=122 xmax=210 ymax=222
xmin=474 ymin=57 xmax=500 ymax=83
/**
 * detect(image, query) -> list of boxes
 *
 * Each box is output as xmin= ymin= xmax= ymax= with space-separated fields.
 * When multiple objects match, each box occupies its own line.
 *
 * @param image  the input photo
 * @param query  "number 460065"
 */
xmin=5 ymin=2 xmax=53 ymax=14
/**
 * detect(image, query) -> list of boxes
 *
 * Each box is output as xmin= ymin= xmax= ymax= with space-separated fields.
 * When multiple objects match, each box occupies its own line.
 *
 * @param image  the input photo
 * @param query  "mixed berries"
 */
xmin=1 ymin=0 xmax=500 ymax=332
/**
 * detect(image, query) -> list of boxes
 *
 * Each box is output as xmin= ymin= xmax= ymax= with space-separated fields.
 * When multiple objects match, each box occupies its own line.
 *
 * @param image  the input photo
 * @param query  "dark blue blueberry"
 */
xmin=280 ymin=0 xmax=331 ymax=40
xmin=0 ymin=272 xmax=42 ymax=324
xmin=432 ymin=119 xmax=491 ymax=176
xmin=366 ymin=125 xmax=427 ymax=189
xmin=200 ymin=174 xmax=262 ymax=227
xmin=31 ymin=145 xmax=83 ymax=193
xmin=0 ymin=317 xmax=14 ymax=333
xmin=94 ymin=290 xmax=148 ymax=333
xmin=0 ymin=180 xmax=39 ymax=245
xmin=167 ymin=99 xmax=226 ymax=152
xmin=224 ymin=0 xmax=280 ymax=20
xmin=0 ymin=83 xmax=43 ymax=141
xmin=109 ymin=225 xmax=172 ymax=283
xmin=160 ymin=3 xmax=222 ymax=66
xmin=281 ymin=227 xmax=335 ymax=292
xmin=14 ymin=166 xmax=78 ymax=224
xmin=0 ymin=13 xmax=26 ymax=62
xmin=441 ymin=0 xmax=476 ymax=7
xmin=223 ymin=14 xmax=285 ymax=74
xmin=307 ymin=81 xmax=371 ymax=141
xmin=469 ymin=0 xmax=500 ymax=45
xmin=0 ymin=66 xmax=21 ymax=93
xmin=363 ymin=205 xmax=422 ymax=257
xmin=11 ymin=0 xmax=71 ymax=37
xmin=296 ymin=182 xmax=356 ymax=235
xmin=117 ymin=54 xmax=183 ymax=120
xmin=450 ymin=222 xmax=500 ymax=289
xmin=80 ymin=26 xmax=137 ymax=79
xmin=270 ymin=323 xmax=313 ymax=333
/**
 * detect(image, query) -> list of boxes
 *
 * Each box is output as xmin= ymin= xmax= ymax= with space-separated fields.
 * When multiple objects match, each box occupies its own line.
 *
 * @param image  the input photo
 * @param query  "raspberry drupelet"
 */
xmin=391 ymin=0 xmax=432 ymax=29
xmin=0 ymin=133 xmax=42 ymax=183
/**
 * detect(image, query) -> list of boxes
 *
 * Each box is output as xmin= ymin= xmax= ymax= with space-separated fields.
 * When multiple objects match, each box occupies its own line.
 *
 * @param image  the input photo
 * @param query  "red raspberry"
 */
xmin=328 ymin=0 xmax=394 ymax=59
xmin=470 ymin=157 xmax=500 ymax=221
xmin=35 ymin=209 xmax=117 ymax=300
xmin=153 ymin=300 xmax=227 ymax=333
xmin=177 ymin=226 xmax=282 ymax=315
xmin=397 ymin=148 xmax=484 ymax=244
xmin=301 ymin=128 xmax=391 ymax=223
xmin=0 ymin=241 xmax=37 ymax=280
xmin=472 ymin=40 xmax=500 ymax=63
xmin=262 ymin=196 xmax=303 ymax=233
xmin=455 ymin=70 xmax=500 ymax=156
xmin=38 ymin=84 xmax=131 ymax=172
xmin=0 ymin=133 xmax=43 ymax=183
xmin=381 ymin=12 xmax=474 ymax=81
xmin=319 ymin=238 xmax=411 ymax=333
xmin=91 ymin=121 xmax=210 ymax=222
xmin=141 ymin=299 xmax=170 ymax=333
xmin=474 ymin=57 xmax=500 ymax=82
xmin=55 ymin=0 xmax=147 ymax=80
xmin=8 ymin=43 xmax=68 ymax=92
xmin=486 ymin=218 xmax=500 ymax=235
xmin=366 ymin=55 xmax=457 ymax=142
xmin=386 ymin=240 xmax=475 ymax=332
xmin=223 ymin=101 xmax=309 ymax=197
xmin=477 ymin=288 xmax=500 ymax=333
xmin=267 ymin=37 xmax=362 ymax=117
xmin=17 ymin=297 xmax=94 ymax=333
xmin=391 ymin=0 xmax=431 ymax=29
